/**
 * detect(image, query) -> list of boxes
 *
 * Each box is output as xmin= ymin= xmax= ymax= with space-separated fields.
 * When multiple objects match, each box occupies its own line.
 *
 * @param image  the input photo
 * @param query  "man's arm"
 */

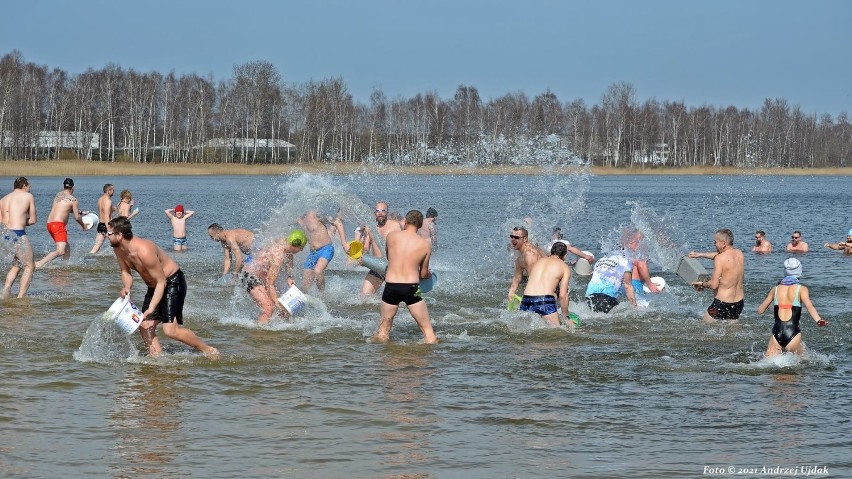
xmin=165 ymin=209 xmax=175 ymax=219
xmin=508 ymin=258 xmax=524 ymax=301
xmin=622 ymin=271 xmax=637 ymax=306
xmin=265 ymin=253 xmax=287 ymax=316
xmin=558 ymin=267 xmax=571 ymax=318
xmin=420 ymin=248 xmax=431 ymax=280
xmin=27 ymin=195 xmax=36 ymax=225
xmin=824 ymin=242 xmax=845 ymax=250
xmin=566 ymin=244 xmax=593 ymax=262
xmin=222 ymin=245 xmax=232 ymax=275
xmin=138 ymin=251 xmax=167 ymax=319
xmin=694 ymin=255 xmax=723 ymax=291
xmin=688 ymin=251 xmax=717 ymax=260
xmin=116 ymin=254 xmax=134 ymax=299
xmin=183 ymin=210 xmax=194 ymax=219
xmin=635 ymin=260 xmax=658 ymax=293
xmin=72 ymin=199 xmax=85 ymax=228
xmin=228 ymin=239 xmax=245 ymax=273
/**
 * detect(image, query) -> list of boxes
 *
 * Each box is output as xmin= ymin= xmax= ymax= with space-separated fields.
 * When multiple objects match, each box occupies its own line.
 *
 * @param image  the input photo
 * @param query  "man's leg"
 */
xmin=361 ymin=272 xmax=383 ymax=295
xmin=373 ymin=301 xmax=399 ymax=342
xmin=90 ymin=234 xmax=105 ymax=254
xmin=16 ymin=238 xmax=34 ymax=298
xmin=406 ymin=301 xmax=437 ymax=344
xmin=249 ymin=288 xmax=275 ymax=325
xmin=161 ymin=321 xmax=218 ymax=356
xmin=313 ymin=257 xmax=330 ymax=291
xmin=138 ymin=320 xmax=163 ymax=356
xmin=36 ymin=241 xmax=67 ymax=267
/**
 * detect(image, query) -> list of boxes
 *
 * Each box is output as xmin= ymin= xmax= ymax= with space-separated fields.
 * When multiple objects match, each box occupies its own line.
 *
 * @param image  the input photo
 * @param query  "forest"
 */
xmin=1 ymin=50 xmax=850 ymax=168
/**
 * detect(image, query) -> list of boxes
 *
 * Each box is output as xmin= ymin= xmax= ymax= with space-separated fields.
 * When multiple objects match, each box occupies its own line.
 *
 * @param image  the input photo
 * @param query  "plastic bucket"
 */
xmin=347 ymin=240 xmax=364 ymax=259
xmin=643 ymin=276 xmax=667 ymax=293
xmin=360 ymin=254 xmax=388 ymax=276
xmin=507 ymin=294 xmax=522 ymax=311
xmin=82 ymin=212 xmax=99 ymax=229
xmin=419 ymin=272 xmax=438 ymax=294
xmin=109 ymin=297 xmax=144 ymax=335
xmin=278 ymin=285 xmax=307 ymax=315
xmin=573 ymin=251 xmax=594 ymax=276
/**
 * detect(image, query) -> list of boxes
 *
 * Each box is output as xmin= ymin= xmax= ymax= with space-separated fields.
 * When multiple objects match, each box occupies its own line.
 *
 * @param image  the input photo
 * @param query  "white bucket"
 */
xmin=573 ymin=251 xmax=594 ymax=276
xmin=278 ymin=285 xmax=307 ymax=315
xmin=643 ymin=276 xmax=667 ymax=293
xmin=82 ymin=212 xmax=99 ymax=229
xmin=109 ymin=297 xmax=144 ymax=335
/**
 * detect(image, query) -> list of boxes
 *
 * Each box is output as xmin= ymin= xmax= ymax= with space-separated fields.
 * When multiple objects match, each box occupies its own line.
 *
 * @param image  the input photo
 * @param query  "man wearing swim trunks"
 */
xmin=751 ymin=229 xmax=772 ymax=253
xmin=1 ymin=177 xmax=37 ymax=298
xmin=690 ymin=228 xmax=745 ymax=323
xmin=208 ymin=223 xmax=255 ymax=276
xmin=372 ymin=210 xmax=437 ymax=343
xmin=520 ymin=241 xmax=573 ymax=328
xmin=165 ymin=204 xmax=194 ymax=251
xmin=242 ymin=229 xmax=306 ymax=324
xmin=89 ymin=183 xmax=116 ymax=254
xmin=36 ymin=178 xmax=86 ymax=268
xmin=298 ymin=209 xmax=336 ymax=293
xmin=584 ymin=229 xmax=642 ymax=313
xmin=108 ymin=216 xmax=218 ymax=358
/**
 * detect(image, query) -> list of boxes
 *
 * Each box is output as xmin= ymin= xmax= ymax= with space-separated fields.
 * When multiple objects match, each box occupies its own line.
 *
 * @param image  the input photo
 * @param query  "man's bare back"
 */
xmin=46 ymin=190 xmax=82 ymax=224
xmin=0 ymin=186 xmax=36 ymax=230
xmin=384 ymin=227 xmax=431 ymax=284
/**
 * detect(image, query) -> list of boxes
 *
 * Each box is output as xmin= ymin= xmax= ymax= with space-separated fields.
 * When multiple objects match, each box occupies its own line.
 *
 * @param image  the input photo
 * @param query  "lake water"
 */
xmin=1 ymin=172 xmax=850 ymax=478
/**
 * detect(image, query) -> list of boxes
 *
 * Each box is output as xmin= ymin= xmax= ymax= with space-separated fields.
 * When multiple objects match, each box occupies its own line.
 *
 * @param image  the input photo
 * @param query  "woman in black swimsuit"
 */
xmin=756 ymin=258 xmax=828 ymax=357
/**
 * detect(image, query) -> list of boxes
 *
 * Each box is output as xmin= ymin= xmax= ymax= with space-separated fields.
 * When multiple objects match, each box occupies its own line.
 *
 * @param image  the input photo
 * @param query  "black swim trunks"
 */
xmin=381 ymin=282 xmax=423 ymax=305
xmin=586 ymin=293 xmax=619 ymax=313
xmin=367 ymin=269 xmax=385 ymax=281
xmin=97 ymin=222 xmax=107 ymax=234
xmin=240 ymin=271 xmax=264 ymax=293
xmin=707 ymin=298 xmax=744 ymax=320
xmin=142 ymin=269 xmax=187 ymax=324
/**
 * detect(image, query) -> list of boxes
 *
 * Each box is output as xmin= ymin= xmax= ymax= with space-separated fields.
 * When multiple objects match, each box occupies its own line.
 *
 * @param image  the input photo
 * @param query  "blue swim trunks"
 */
xmin=173 ymin=237 xmax=187 ymax=247
xmin=4 ymin=229 xmax=26 ymax=242
xmin=520 ymin=295 xmax=558 ymax=316
xmin=304 ymin=243 xmax=334 ymax=270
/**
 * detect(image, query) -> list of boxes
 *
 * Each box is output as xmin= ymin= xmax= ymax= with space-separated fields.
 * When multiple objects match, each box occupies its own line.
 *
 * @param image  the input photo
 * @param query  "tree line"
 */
xmin=1 ymin=50 xmax=849 ymax=168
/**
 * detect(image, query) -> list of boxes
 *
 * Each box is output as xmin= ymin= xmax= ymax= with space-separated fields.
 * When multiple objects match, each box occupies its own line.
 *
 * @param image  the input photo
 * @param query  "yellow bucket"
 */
xmin=347 ymin=240 xmax=364 ymax=259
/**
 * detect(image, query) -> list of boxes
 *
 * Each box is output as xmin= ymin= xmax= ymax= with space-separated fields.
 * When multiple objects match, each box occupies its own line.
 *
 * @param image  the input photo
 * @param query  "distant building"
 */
xmin=194 ymin=138 xmax=296 ymax=151
xmin=2 ymin=130 xmax=100 ymax=149
xmin=633 ymin=143 xmax=669 ymax=165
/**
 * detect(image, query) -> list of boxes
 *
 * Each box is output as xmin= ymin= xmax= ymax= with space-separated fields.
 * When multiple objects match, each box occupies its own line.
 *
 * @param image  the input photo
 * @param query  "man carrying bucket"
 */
xmin=372 ymin=210 xmax=437 ymax=344
xmin=107 ymin=216 xmax=218 ymax=358
xmin=35 ymin=178 xmax=87 ymax=268
xmin=241 ymin=229 xmax=306 ymax=325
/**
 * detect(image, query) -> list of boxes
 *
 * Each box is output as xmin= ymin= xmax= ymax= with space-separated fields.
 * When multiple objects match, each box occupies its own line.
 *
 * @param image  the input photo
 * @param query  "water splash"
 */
xmin=627 ymin=201 xmax=690 ymax=271
xmin=74 ymin=312 xmax=138 ymax=363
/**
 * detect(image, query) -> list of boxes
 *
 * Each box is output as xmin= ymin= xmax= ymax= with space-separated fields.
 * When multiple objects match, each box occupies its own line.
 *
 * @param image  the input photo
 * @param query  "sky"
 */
xmin=2 ymin=0 xmax=850 ymax=116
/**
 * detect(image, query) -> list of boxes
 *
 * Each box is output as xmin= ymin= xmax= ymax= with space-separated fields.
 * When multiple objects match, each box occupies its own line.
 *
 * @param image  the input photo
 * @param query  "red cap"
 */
xmin=175 ymin=204 xmax=184 ymax=213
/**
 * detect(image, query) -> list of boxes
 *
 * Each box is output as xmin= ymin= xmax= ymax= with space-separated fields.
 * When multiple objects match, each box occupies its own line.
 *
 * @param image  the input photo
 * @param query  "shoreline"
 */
xmin=1 ymin=160 xmax=850 ymax=177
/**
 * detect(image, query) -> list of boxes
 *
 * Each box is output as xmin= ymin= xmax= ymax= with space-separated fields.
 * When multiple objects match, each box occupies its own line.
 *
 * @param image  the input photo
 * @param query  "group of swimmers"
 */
xmin=509 ymin=223 xmax=844 ymax=357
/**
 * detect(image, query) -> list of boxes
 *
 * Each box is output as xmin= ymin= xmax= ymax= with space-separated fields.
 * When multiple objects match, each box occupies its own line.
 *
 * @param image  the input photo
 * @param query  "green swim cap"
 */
xmin=288 ymin=229 xmax=307 ymax=247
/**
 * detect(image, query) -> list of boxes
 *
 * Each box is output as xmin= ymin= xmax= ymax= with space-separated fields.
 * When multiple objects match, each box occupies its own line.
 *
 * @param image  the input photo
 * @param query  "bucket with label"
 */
xmin=109 ymin=297 xmax=144 ymax=335
xmin=278 ymin=285 xmax=307 ymax=315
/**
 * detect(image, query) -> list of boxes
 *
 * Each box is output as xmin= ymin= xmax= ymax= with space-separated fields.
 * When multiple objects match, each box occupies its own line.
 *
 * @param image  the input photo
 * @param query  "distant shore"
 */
xmin=1 ymin=160 xmax=850 ymax=177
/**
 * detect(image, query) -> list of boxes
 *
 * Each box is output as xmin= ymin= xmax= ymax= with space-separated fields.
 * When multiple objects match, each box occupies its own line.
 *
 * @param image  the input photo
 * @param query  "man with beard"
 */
xmin=689 ymin=228 xmax=746 ymax=322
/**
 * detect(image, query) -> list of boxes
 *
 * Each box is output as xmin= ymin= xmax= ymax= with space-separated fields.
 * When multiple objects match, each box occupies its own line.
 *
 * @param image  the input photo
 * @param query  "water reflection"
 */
xmin=109 ymin=368 xmax=186 ymax=478
xmin=375 ymin=345 xmax=437 ymax=477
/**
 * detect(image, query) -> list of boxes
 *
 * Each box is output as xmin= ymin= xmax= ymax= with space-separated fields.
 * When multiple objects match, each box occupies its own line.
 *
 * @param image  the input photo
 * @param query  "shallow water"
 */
xmin=1 ymin=173 xmax=850 ymax=478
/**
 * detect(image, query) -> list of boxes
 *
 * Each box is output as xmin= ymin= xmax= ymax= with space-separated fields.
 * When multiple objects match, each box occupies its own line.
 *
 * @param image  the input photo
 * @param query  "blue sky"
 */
xmin=3 ymin=0 xmax=850 ymax=115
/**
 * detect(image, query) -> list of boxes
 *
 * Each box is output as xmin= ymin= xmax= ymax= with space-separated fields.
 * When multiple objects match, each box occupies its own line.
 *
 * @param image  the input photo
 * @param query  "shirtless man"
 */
xmin=824 ymin=229 xmax=852 ymax=255
xmin=89 ymin=183 xmax=116 ymax=254
xmin=689 ymin=228 xmax=746 ymax=323
xmin=165 ymin=204 xmax=195 ymax=251
xmin=357 ymin=202 xmax=403 ymax=295
xmin=520 ymin=242 xmax=572 ymax=329
xmin=117 ymin=190 xmax=139 ymax=220
xmin=298 ymin=210 xmax=335 ymax=293
xmin=1 ymin=177 xmax=37 ymax=298
xmin=35 ymin=178 xmax=86 ymax=268
xmin=372 ymin=210 xmax=437 ymax=344
xmin=241 ymin=229 xmax=306 ymax=324
xmin=507 ymin=226 xmax=547 ymax=304
xmin=752 ymin=230 xmax=772 ymax=253
xmin=107 ymin=216 xmax=217 ymax=357
xmin=786 ymin=231 xmax=809 ymax=253
xmin=207 ymin=223 xmax=255 ymax=276
xmin=417 ymin=207 xmax=438 ymax=250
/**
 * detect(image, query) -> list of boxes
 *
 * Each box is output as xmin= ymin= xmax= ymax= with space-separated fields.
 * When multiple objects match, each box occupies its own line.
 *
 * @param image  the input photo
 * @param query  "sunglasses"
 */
xmin=106 ymin=231 xmax=117 ymax=236
xmin=375 ymin=209 xmax=387 ymax=213
xmin=792 ymin=236 xmax=801 ymax=239
xmin=509 ymin=235 xmax=526 ymax=240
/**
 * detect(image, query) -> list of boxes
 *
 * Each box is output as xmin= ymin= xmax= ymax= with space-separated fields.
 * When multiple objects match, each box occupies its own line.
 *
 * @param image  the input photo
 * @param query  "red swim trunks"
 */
xmin=46 ymin=222 xmax=68 ymax=243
